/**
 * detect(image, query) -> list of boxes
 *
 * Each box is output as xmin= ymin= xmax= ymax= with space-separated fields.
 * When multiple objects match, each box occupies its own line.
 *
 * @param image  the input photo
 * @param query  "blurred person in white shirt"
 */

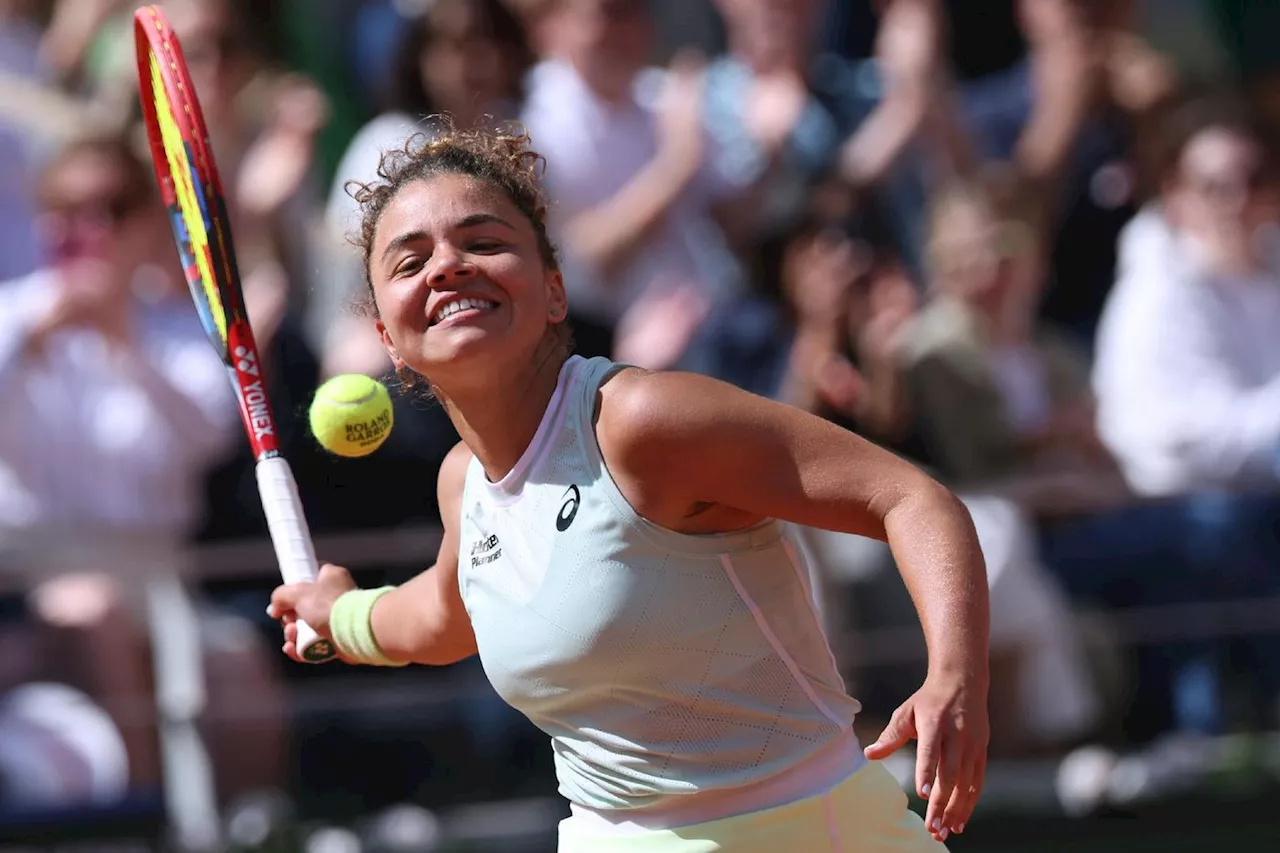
xmin=0 ymin=135 xmax=240 ymax=539
xmin=1092 ymin=98 xmax=1280 ymax=732
xmin=1095 ymin=100 xmax=1280 ymax=499
xmin=0 ymin=134 xmax=284 ymax=797
xmin=520 ymin=0 xmax=741 ymax=365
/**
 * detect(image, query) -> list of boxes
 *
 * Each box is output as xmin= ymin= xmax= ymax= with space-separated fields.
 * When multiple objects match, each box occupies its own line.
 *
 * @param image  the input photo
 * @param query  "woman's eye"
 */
xmin=395 ymin=257 xmax=425 ymax=277
xmin=468 ymin=240 xmax=504 ymax=253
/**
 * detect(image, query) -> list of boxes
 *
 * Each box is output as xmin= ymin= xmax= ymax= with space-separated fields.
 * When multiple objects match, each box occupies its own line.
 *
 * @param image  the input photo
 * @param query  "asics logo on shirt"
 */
xmin=556 ymin=485 xmax=581 ymax=532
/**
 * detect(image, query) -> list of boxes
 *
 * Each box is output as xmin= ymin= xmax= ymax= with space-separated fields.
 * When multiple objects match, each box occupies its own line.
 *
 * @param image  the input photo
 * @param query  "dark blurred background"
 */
xmin=1 ymin=0 xmax=1279 ymax=850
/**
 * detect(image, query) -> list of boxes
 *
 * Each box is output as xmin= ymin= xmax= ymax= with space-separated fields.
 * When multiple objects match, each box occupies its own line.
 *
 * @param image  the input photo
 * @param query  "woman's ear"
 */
xmin=546 ymin=268 xmax=568 ymax=322
xmin=376 ymin=320 xmax=406 ymax=369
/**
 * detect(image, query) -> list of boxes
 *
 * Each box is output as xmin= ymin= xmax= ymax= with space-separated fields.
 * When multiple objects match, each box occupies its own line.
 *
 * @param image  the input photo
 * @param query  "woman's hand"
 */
xmin=267 ymin=563 xmax=358 ymax=662
xmin=864 ymin=668 xmax=990 ymax=842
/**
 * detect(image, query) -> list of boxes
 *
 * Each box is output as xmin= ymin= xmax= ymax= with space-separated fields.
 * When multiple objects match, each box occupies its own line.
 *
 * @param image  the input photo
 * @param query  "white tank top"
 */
xmin=456 ymin=356 xmax=864 ymax=821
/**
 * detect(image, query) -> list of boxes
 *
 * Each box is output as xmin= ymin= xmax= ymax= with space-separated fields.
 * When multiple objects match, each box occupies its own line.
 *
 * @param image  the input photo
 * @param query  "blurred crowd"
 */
xmin=1 ymin=0 xmax=1280 ymax=827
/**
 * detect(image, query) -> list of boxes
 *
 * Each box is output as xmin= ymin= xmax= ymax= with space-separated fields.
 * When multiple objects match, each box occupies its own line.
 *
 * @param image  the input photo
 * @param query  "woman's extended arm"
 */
xmin=366 ymin=442 xmax=478 ymax=665
xmin=596 ymin=368 xmax=989 ymax=841
xmin=269 ymin=441 xmax=478 ymax=667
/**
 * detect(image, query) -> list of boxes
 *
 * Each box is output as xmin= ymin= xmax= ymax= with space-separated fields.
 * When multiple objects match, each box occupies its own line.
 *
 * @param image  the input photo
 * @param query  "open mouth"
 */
xmin=429 ymin=297 xmax=499 ymax=327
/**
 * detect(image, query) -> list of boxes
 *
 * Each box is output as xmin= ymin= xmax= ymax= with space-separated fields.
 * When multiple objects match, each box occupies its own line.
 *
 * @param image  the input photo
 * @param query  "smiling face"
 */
xmin=370 ymin=172 xmax=567 ymax=386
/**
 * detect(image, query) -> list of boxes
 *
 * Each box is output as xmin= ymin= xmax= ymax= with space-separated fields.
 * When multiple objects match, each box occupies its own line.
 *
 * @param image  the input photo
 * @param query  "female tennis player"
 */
xmin=269 ymin=126 xmax=989 ymax=851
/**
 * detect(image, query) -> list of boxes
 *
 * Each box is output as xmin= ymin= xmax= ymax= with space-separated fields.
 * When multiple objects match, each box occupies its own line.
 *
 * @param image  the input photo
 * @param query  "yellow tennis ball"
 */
xmin=309 ymin=374 xmax=394 ymax=458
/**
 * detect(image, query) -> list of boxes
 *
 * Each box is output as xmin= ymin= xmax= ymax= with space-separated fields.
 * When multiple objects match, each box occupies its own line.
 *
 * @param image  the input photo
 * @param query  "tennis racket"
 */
xmin=134 ymin=5 xmax=335 ymax=663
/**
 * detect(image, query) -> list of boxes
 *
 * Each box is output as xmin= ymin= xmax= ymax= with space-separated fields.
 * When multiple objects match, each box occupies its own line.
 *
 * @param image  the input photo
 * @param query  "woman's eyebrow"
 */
xmin=455 ymin=212 xmax=516 ymax=231
xmin=381 ymin=229 xmax=428 ymax=261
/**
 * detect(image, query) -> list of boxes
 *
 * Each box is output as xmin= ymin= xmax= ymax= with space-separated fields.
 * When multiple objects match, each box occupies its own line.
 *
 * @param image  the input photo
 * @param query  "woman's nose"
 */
xmin=428 ymin=244 xmax=476 ymax=286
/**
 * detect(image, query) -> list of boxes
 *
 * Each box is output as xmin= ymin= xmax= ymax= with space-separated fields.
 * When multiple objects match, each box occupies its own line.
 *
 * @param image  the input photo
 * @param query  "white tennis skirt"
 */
xmin=557 ymin=760 xmax=947 ymax=853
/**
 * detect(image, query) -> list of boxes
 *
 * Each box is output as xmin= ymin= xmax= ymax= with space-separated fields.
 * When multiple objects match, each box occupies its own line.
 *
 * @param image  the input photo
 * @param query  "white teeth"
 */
xmin=432 ymin=297 xmax=495 ymax=325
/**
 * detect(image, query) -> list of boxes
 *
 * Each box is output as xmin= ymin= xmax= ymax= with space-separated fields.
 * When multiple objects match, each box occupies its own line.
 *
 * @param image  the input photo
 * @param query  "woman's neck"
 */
xmin=436 ymin=338 xmax=568 ymax=483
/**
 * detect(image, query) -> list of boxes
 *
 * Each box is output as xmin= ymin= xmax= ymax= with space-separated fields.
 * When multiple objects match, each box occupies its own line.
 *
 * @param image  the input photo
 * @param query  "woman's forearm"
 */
xmin=883 ymin=480 xmax=990 ymax=679
xmin=370 ymin=568 xmax=478 ymax=666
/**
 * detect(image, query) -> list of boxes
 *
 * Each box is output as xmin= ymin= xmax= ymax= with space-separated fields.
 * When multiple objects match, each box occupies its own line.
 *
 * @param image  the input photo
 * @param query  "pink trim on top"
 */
xmin=781 ymin=537 xmax=856 ymax=710
xmin=718 ymin=553 xmax=846 ymax=729
xmin=480 ymin=355 xmax=582 ymax=505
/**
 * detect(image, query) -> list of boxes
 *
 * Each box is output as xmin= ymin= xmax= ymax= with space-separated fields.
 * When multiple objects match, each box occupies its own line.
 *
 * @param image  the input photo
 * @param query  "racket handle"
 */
xmin=255 ymin=456 xmax=337 ymax=664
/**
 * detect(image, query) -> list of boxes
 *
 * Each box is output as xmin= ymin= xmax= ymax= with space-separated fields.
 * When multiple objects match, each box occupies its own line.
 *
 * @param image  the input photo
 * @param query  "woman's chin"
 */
xmin=416 ymin=328 xmax=523 ymax=378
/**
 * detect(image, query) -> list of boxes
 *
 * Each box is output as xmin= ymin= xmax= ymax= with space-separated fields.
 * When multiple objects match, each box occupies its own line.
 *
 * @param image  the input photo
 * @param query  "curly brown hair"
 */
xmin=347 ymin=121 xmax=559 ymax=313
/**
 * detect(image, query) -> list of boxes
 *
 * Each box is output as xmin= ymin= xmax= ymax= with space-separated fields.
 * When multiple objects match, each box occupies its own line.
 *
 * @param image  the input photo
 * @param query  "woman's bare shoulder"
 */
xmin=436 ymin=440 xmax=474 ymax=524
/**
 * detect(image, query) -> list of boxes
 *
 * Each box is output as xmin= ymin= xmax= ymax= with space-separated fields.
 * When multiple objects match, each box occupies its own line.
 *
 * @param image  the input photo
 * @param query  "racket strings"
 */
xmin=147 ymin=47 xmax=228 ymax=346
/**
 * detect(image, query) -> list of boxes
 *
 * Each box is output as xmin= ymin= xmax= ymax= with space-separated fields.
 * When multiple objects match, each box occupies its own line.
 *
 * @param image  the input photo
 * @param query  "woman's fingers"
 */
xmin=913 ymin=712 xmax=942 ymax=808
xmin=941 ymin=747 xmax=980 ymax=835
xmin=863 ymin=701 xmax=916 ymax=762
xmin=962 ymin=754 xmax=988 ymax=831
xmin=923 ymin=723 xmax=959 ymax=840
xmin=281 ymin=639 xmax=304 ymax=663
xmin=267 ymin=582 xmax=307 ymax=619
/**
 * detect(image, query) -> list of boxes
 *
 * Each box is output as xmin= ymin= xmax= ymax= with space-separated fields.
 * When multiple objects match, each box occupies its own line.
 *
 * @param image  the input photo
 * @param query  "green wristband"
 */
xmin=329 ymin=587 xmax=407 ymax=667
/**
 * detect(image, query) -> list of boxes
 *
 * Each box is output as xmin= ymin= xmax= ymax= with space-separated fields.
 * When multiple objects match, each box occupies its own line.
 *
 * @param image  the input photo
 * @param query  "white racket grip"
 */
xmin=255 ymin=456 xmax=337 ymax=663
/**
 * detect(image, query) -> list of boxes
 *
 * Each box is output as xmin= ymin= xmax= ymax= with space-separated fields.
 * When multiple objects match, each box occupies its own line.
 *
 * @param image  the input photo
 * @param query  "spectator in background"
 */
xmin=0 ymin=134 xmax=286 ymax=800
xmin=771 ymin=184 xmax=919 ymax=453
xmin=781 ymin=175 xmax=1103 ymax=754
xmin=891 ymin=171 xmax=1126 ymax=748
xmin=678 ymin=173 xmax=914 ymax=447
xmin=0 ymin=134 xmax=239 ymax=554
xmin=1092 ymin=99 xmax=1280 ymax=733
xmin=520 ymin=0 xmax=737 ymax=365
xmin=702 ymin=0 xmax=971 ymax=273
xmin=903 ymin=160 xmax=1280 ymax=743
xmin=323 ymin=0 xmax=533 ymax=379
xmin=899 ymin=171 xmax=1131 ymax=514
xmin=962 ymin=0 xmax=1178 ymax=343
xmin=1096 ymin=99 xmax=1280 ymax=501
xmin=328 ymin=0 xmax=532 ymax=236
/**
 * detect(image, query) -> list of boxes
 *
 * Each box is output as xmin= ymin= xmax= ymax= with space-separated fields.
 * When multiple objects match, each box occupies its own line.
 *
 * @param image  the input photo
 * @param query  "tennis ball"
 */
xmin=309 ymin=374 xmax=394 ymax=458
